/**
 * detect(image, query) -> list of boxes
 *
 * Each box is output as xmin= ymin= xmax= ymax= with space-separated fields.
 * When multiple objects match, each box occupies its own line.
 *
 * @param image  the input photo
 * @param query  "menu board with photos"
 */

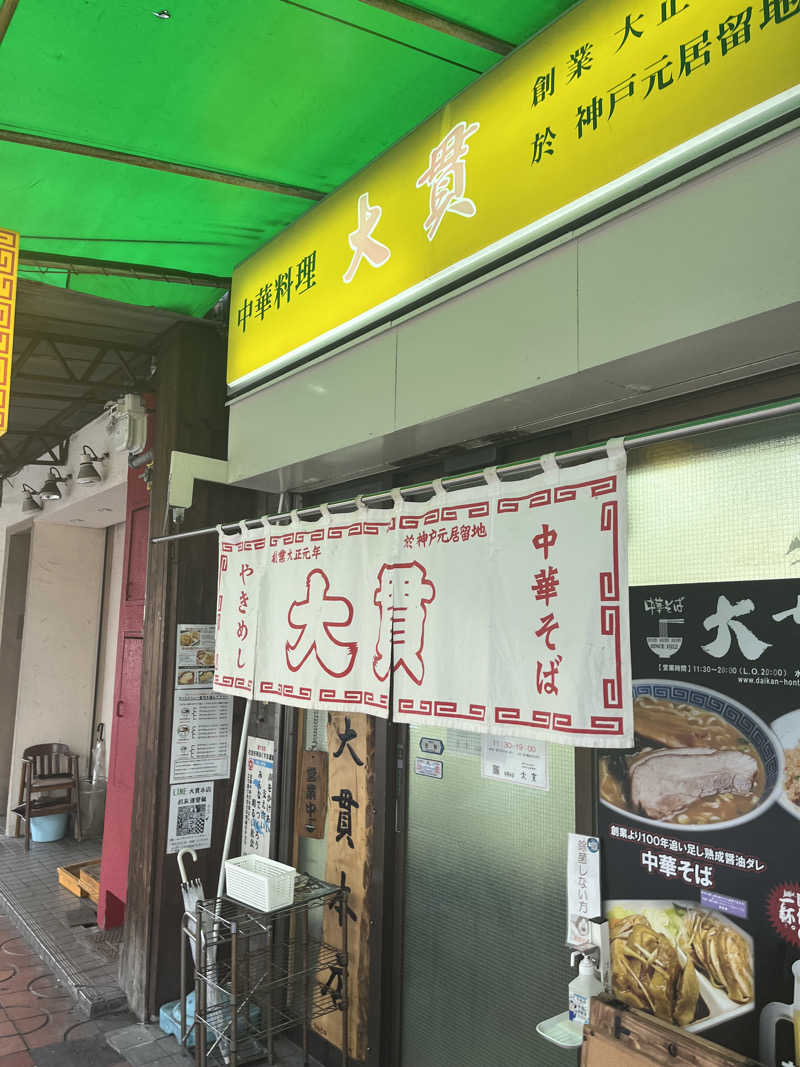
xmin=600 ymin=581 xmax=800 ymax=1066
xmin=176 ymin=623 xmax=217 ymax=690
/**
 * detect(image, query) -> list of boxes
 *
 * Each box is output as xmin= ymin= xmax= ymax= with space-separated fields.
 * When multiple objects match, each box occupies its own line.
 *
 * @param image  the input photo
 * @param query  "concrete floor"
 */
xmin=0 ymin=822 xmax=124 ymax=1015
xmin=0 ymin=909 xmax=133 ymax=1066
xmin=0 ymin=825 xmax=323 ymax=1067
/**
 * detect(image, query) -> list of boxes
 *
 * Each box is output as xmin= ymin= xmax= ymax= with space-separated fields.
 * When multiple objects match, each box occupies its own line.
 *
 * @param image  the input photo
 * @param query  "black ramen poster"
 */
xmin=599 ymin=581 xmax=800 ymax=1065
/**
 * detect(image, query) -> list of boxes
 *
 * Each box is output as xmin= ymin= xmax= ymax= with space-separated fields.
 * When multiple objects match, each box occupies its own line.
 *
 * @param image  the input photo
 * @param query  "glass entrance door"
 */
xmin=400 ymin=725 xmax=577 ymax=1066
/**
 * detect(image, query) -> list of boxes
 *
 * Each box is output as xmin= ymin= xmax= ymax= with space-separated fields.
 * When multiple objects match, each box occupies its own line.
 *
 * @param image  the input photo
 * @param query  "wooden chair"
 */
xmin=14 ymin=743 xmax=81 ymax=852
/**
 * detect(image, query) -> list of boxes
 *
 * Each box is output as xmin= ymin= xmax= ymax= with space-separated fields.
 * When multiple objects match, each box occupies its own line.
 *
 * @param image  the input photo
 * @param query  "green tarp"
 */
xmin=0 ymin=0 xmax=578 ymax=316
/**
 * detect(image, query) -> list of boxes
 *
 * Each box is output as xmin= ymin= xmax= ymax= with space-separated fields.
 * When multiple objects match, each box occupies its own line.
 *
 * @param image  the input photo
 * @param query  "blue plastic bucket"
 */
xmin=30 ymin=812 xmax=68 ymax=842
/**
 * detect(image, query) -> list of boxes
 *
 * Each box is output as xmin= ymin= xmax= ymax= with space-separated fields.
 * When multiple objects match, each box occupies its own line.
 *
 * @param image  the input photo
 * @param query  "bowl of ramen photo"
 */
xmin=769 ymin=709 xmax=800 ymax=819
xmin=606 ymin=900 xmax=754 ymax=1033
xmin=600 ymin=681 xmax=783 ymax=830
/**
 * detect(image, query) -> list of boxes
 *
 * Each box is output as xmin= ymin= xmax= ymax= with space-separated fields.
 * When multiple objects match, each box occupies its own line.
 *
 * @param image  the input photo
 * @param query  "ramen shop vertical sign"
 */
xmin=600 ymin=580 xmax=800 ymax=1066
xmin=315 ymin=712 xmax=374 ymax=1061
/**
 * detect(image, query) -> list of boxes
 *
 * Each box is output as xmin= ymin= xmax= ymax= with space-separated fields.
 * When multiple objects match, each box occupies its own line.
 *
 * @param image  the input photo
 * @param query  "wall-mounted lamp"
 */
xmin=128 ymin=449 xmax=153 ymax=470
xmin=76 ymin=445 xmax=109 ymax=486
xmin=39 ymin=466 xmax=72 ymax=501
xmin=21 ymin=484 xmax=42 ymax=513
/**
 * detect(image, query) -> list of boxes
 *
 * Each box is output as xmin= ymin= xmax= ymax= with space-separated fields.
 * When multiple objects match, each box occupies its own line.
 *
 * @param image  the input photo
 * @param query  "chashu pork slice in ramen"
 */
xmin=630 ymin=747 xmax=758 ymax=820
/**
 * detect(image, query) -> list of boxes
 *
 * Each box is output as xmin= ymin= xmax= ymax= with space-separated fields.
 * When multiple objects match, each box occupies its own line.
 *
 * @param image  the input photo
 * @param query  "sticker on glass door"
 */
xmin=414 ymin=757 xmax=443 ymax=779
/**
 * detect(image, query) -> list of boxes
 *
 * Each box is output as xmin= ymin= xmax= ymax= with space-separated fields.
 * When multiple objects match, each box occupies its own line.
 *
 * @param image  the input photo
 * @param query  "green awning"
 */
xmin=0 ymin=0 xmax=579 ymax=317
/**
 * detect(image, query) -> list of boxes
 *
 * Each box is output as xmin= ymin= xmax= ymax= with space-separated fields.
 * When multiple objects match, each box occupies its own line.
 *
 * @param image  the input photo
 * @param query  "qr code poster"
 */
xmin=167 ymin=781 xmax=214 ymax=854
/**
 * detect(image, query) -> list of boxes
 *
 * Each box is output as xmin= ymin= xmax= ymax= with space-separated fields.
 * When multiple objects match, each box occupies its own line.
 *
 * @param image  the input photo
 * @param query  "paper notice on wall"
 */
xmin=167 ymin=781 xmax=214 ymax=854
xmin=170 ymin=690 xmax=233 ymax=784
xmin=241 ymin=737 xmax=275 ymax=857
xmin=567 ymin=833 xmax=601 ymax=947
xmin=481 ymin=735 xmax=549 ymax=790
xmin=176 ymin=623 xmax=216 ymax=690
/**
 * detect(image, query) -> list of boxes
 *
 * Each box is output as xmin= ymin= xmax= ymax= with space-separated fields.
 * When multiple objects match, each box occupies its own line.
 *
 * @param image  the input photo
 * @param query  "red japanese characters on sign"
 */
xmin=768 ymin=883 xmax=800 ymax=947
xmin=254 ymin=506 xmax=398 ymax=715
xmin=392 ymin=450 xmax=631 ymax=745
xmin=373 ymin=562 xmax=435 ymax=685
xmin=215 ymin=524 xmax=268 ymax=695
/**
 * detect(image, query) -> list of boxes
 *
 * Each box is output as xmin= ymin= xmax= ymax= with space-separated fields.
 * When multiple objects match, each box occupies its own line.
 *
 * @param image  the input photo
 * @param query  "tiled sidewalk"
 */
xmin=104 ymin=1022 xmax=313 ymax=1066
xmin=0 ymin=910 xmax=133 ymax=1066
xmin=0 ymin=828 xmax=125 ymax=1015
xmin=0 ymin=909 xmax=320 ymax=1067
xmin=0 ymin=827 xmax=324 ymax=1066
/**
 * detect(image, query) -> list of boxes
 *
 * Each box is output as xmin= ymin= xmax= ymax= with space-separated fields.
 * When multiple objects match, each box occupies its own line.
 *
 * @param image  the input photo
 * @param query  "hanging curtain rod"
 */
xmin=151 ymin=394 xmax=800 ymax=544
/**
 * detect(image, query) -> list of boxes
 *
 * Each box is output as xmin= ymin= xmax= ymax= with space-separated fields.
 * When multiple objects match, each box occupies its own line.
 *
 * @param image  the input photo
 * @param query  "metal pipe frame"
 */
xmin=151 ymin=394 xmax=800 ymax=545
xmin=0 ymin=127 xmax=325 ymax=202
xmin=356 ymin=0 xmax=513 ymax=55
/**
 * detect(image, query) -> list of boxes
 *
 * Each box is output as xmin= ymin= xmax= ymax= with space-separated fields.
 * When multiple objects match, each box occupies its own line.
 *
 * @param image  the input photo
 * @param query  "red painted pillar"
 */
xmin=97 ymin=413 xmax=152 ymax=929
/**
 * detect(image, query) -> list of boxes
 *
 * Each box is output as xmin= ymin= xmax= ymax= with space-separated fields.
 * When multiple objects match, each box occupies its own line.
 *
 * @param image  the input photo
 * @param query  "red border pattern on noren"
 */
xmin=214 ymin=673 xmax=253 ymax=692
xmin=259 ymin=680 xmax=313 ymax=701
xmin=269 ymin=518 xmax=397 ymax=548
xmin=318 ymin=688 xmax=389 ymax=711
xmin=397 ymin=501 xmax=490 ymax=529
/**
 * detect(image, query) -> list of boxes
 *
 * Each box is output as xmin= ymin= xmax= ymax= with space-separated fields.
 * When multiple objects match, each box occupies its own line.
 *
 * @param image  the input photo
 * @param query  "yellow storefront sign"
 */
xmin=0 ymin=228 xmax=19 ymax=436
xmin=228 ymin=0 xmax=799 ymax=388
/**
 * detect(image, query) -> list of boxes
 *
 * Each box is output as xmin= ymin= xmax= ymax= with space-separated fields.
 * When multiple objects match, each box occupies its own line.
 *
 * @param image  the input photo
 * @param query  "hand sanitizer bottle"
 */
xmin=568 ymin=952 xmax=603 ymax=1034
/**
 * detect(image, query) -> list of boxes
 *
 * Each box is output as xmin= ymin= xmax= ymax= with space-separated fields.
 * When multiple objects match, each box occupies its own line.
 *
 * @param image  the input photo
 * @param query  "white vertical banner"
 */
xmin=214 ymin=523 xmax=269 ymax=697
xmin=253 ymin=503 xmax=398 ymax=715
xmin=392 ymin=447 xmax=632 ymax=746
xmin=241 ymin=736 xmax=275 ymax=857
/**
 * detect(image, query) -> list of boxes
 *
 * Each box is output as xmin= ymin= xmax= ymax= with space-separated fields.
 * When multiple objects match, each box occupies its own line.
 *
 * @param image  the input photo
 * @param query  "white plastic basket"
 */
xmin=224 ymin=854 xmax=297 ymax=912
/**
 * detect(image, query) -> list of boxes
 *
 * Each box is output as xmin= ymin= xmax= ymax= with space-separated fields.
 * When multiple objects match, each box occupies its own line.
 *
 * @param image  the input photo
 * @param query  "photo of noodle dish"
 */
xmin=600 ymin=681 xmax=783 ymax=830
xmin=769 ymin=709 xmax=800 ymax=818
xmin=606 ymin=899 xmax=754 ymax=1033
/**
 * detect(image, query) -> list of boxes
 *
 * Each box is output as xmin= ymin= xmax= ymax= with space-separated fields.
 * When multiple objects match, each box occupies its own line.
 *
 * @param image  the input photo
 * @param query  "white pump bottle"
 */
xmin=568 ymin=951 xmax=603 ymax=1033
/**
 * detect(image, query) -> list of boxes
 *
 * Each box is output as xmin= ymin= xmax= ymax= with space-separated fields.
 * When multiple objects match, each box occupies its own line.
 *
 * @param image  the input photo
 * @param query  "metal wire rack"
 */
xmin=180 ymin=873 xmax=349 ymax=1067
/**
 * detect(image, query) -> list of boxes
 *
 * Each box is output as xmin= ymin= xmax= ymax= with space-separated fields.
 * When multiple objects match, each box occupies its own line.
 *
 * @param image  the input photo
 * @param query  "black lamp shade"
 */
xmin=76 ymin=459 xmax=102 ymax=485
xmin=39 ymin=467 xmax=70 ymax=501
xmin=39 ymin=475 xmax=62 ymax=501
xmin=21 ymin=485 xmax=41 ymax=512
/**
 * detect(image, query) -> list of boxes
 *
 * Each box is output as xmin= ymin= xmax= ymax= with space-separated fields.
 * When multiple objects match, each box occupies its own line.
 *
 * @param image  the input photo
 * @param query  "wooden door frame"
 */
xmin=121 ymin=323 xmax=270 ymax=1019
xmin=98 ymin=408 xmax=153 ymax=929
